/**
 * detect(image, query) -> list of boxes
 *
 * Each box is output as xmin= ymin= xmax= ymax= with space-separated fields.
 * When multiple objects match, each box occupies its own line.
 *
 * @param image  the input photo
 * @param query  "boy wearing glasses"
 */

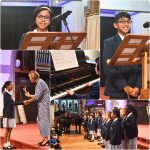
xmin=102 ymin=12 xmax=141 ymax=99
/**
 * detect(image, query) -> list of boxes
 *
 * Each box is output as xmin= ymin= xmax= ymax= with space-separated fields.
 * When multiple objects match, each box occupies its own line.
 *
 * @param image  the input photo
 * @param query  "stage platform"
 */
xmin=137 ymin=125 xmax=150 ymax=149
xmin=0 ymin=123 xmax=49 ymax=149
xmin=0 ymin=123 xmax=150 ymax=149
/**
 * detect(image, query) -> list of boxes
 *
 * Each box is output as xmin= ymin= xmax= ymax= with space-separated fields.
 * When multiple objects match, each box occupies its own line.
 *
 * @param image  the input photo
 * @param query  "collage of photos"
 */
xmin=0 ymin=0 xmax=149 ymax=150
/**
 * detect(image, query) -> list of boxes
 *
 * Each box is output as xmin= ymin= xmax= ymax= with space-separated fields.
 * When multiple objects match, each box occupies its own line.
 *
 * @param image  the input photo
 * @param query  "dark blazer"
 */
xmin=101 ymin=120 xmax=106 ymax=138
xmin=88 ymin=119 xmax=96 ymax=131
xmin=73 ymin=81 xmax=100 ymax=99
xmin=109 ymin=119 xmax=122 ymax=145
xmin=121 ymin=116 xmax=127 ymax=139
xmin=124 ymin=113 xmax=138 ymax=139
xmin=75 ymin=116 xmax=82 ymax=125
xmin=103 ymin=34 xmax=142 ymax=98
xmin=83 ymin=118 xmax=88 ymax=130
xmin=3 ymin=91 xmax=23 ymax=118
xmin=105 ymin=119 xmax=113 ymax=141
xmin=95 ymin=117 xmax=103 ymax=129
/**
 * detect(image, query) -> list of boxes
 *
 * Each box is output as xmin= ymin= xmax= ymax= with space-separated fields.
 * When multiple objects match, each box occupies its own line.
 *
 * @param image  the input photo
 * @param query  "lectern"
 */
xmin=19 ymin=32 xmax=86 ymax=50
xmin=107 ymin=34 xmax=150 ymax=100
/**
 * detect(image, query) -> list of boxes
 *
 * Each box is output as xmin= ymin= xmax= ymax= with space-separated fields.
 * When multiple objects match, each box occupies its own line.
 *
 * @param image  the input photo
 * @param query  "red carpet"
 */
xmin=137 ymin=125 xmax=150 ymax=149
xmin=0 ymin=123 xmax=49 ymax=149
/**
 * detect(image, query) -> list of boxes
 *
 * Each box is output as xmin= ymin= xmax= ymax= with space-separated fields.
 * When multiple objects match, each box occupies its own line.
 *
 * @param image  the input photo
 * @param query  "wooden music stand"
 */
xmin=107 ymin=34 xmax=150 ymax=100
xmin=19 ymin=32 xmax=86 ymax=50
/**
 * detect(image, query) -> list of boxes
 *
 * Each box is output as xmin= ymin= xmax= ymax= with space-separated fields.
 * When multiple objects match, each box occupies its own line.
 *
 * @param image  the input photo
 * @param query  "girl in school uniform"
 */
xmin=19 ymin=5 xmax=54 ymax=48
xmin=95 ymin=112 xmax=102 ymax=141
xmin=88 ymin=114 xmax=96 ymax=142
xmin=120 ymin=108 xmax=127 ymax=149
xmin=124 ymin=104 xmax=138 ymax=149
xmin=99 ymin=112 xmax=106 ymax=147
xmin=105 ymin=111 xmax=113 ymax=149
xmin=109 ymin=108 xmax=122 ymax=150
xmin=2 ymin=81 xmax=24 ymax=149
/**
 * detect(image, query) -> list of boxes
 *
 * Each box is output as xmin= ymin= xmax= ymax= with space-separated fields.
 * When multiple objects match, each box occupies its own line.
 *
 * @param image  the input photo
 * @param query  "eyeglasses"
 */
xmin=37 ymin=15 xmax=50 ymax=21
xmin=118 ymin=20 xmax=132 ymax=24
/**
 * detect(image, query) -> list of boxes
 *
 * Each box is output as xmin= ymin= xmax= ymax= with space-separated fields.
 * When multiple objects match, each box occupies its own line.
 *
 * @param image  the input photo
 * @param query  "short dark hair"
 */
xmin=126 ymin=104 xmax=138 ymax=120
xmin=28 ymin=5 xmax=52 ymax=31
xmin=112 ymin=108 xmax=120 ymax=118
xmin=114 ymin=12 xmax=131 ymax=23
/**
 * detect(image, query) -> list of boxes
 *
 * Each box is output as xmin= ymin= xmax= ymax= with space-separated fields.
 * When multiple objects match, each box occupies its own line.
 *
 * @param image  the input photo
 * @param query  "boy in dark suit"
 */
xmin=109 ymin=108 xmax=122 ymax=150
xmin=103 ymin=12 xmax=141 ymax=99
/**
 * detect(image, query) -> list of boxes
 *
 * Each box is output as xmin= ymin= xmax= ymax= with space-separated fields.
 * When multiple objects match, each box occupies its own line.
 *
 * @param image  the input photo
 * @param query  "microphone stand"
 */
xmin=62 ymin=18 xmax=81 ymax=50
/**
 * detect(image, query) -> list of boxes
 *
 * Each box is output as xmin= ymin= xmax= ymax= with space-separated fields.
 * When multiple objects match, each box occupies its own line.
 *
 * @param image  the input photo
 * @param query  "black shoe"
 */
xmin=101 ymin=144 xmax=105 ymax=148
xmin=9 ymin=145 xmax=16 ymax=149
xmin=39 ymin=140 xmax=49 ymax=146
xmin=98 ymin=143 xmax=102 ymax=145
xmin=89 ymin=140 xmax=94 ymax=142
xmin=38 ymin=140 xmax=44 ymax=145
xmin=3 ymin=146 xmax=12 ymax=149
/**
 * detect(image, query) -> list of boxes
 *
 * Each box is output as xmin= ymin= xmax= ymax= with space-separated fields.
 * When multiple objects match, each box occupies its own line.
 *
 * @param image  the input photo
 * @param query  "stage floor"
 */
xmin=0 ymin=123 xmax=49 ymax=149
xmin=138 ymin=125 xmax=150 ymax=140
xmin=0 ymin=123 xmax=149 ymax=149
xmin=59 ymin=128 xmax=104 ymax=149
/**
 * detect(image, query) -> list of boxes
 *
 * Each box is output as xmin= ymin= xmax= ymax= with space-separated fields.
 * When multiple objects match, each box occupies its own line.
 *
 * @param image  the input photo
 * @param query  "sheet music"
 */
xmin=51 ymin=50 xmax=79 ymax=71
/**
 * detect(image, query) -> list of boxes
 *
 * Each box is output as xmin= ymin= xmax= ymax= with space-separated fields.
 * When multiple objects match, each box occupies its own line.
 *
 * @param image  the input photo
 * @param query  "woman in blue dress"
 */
xmin=24 ymin=70 xmax=50 ymax=146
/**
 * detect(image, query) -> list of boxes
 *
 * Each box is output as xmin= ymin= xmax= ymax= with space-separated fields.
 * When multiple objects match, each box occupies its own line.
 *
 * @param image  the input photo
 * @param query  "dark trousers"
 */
xmin=75 ymin=125 xmax=81 ymax=133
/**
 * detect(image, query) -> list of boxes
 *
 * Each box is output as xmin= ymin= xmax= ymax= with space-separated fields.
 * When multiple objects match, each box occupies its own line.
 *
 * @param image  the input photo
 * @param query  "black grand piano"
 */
xmin=50 ymin=50 xmax=100 ymax=100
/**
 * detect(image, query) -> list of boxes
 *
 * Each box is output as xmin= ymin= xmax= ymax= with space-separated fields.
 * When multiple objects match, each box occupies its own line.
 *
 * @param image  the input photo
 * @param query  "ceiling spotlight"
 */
xmin=55 ymin=0 xmax=59 ymax=4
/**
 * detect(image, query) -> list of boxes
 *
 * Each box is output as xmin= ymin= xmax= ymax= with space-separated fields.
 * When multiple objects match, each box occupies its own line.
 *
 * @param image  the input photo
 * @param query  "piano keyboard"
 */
xmin=50 ymin=77 xmax=100 ymax=101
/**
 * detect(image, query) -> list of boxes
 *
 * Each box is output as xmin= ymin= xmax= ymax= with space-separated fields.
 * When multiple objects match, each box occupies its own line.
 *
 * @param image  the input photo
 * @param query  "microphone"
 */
xmin=143 ymin=21 xmax=150 ymax=28
xmin=52 ymin=10 xmax=72 ymax=22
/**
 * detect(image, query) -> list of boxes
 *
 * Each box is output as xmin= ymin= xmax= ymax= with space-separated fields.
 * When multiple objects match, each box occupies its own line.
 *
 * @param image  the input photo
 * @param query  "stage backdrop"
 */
xmin=86 ymin=15 xmax=100 ymax=50
xmin=1 ymin=6 xmax=62 ymax=50
xmin=100 ymin=16 xmax=116 ymax=86
xmin=128 ymin=100 xmax=149 ymax=124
